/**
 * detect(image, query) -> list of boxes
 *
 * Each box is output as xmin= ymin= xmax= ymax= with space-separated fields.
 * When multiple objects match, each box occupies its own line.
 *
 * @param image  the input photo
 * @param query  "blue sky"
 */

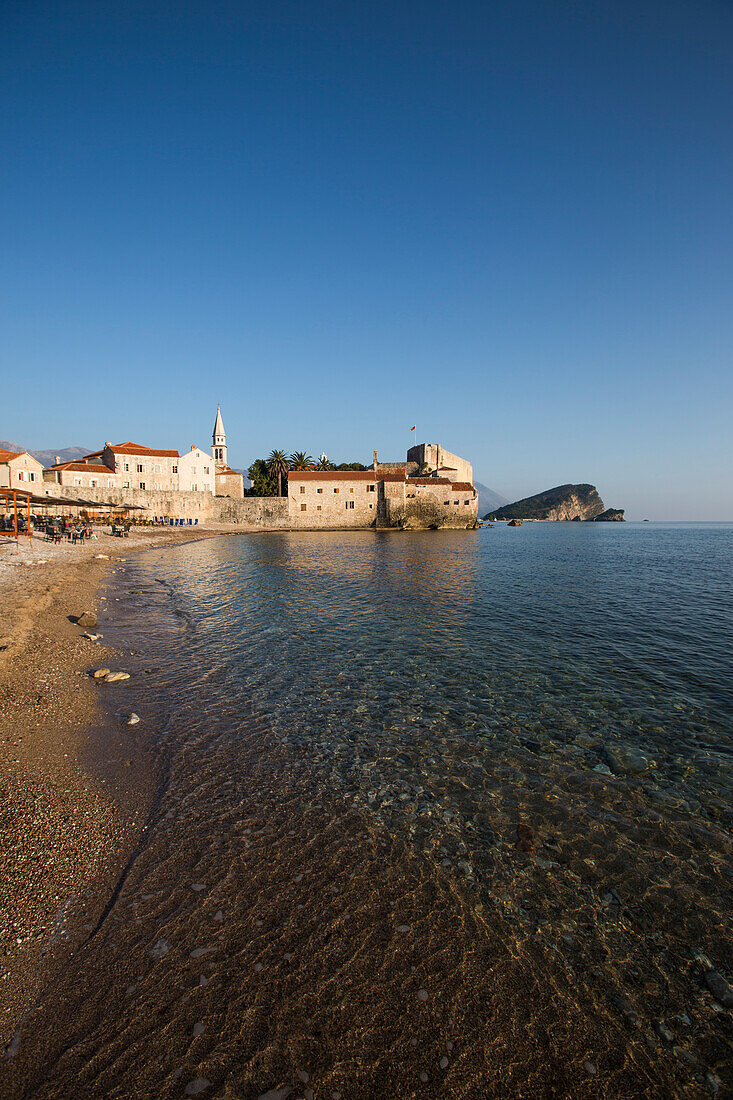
xmin=2 ymin=0 xmax=732 ymax=519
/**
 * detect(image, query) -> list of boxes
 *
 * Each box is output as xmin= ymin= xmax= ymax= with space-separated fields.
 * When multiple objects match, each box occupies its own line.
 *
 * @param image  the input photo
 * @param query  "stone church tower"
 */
xmin=212 ymin=406 xmax=227 ymax=466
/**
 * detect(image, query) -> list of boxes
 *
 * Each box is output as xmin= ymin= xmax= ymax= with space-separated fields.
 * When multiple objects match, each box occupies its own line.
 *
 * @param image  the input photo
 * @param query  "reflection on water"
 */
xmin=14 ymin=525 xmax=733 ymax=1098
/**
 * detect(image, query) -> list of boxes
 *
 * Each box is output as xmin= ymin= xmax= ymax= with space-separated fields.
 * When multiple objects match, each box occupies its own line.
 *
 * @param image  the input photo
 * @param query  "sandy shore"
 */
xmin=0 ymin=527 xmax=228 ymax=1048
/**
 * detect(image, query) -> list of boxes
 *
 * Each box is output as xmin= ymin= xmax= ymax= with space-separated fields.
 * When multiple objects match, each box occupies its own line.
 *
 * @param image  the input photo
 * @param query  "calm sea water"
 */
xmin=106 ymin=523 xmax=732 ymax=873
xmin=22 ymin=523 xmax=731 ymax=1097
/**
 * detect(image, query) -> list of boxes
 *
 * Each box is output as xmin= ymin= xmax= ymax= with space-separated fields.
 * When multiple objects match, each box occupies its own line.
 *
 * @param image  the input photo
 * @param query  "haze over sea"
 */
xmin=11 ymin=523 xmax=732 ymax=1097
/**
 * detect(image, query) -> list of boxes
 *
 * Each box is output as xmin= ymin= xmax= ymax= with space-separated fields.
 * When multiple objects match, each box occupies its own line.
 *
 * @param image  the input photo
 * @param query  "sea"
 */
xmin=11 ymin=523 xmax=733 ymax=1099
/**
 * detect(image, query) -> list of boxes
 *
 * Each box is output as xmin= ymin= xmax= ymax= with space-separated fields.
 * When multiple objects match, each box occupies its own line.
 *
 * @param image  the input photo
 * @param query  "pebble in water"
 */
xmin=417 ymin=989 xmax=429 ymax=1001
xmin=189 ymin=947 xmax=214 ymax=959
xmin=184 ymin=1079 xmax=212 ymax=1096
xmin=420 ymin=1071 xmax=429 ymax=1083
xmin=192 ymin=1022 xmax=205 ymax=1037
xmin=440 ymin=1056 xmax=449 ymax=1069
xmin=397 ymin=924 xmax=411 ymax=933
xmin=147 ymin=939 xmax=170 ymax=959
xmin=214 ymin=910 xmax=224 ymax=922
xmin=191 ymin=884 xmax=207 ymax=892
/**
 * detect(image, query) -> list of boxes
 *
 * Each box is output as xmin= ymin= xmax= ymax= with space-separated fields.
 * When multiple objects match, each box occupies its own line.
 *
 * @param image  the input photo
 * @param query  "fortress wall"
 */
xmin=212 ymin=496 xmax=289 ymax=527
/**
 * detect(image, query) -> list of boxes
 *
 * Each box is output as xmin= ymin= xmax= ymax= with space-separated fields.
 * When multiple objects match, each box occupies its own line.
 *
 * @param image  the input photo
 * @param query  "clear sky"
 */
xmin=2 ymin=1 xmax=732 ymax=520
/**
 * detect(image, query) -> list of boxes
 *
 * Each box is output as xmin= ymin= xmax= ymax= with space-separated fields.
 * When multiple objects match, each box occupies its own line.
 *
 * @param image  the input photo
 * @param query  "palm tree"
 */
xmin=289 ymin=451 xmax=314 ymax=471
xmin=268 ymin=450 xmax=290 ymax=496
xmin=316 ymin=455 xmax=332 ymax=471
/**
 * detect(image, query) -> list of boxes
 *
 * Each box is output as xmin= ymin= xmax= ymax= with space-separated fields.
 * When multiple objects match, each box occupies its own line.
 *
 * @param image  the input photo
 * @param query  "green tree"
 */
xmin=289 ymin=451 xmax=314 ymax=471
xmin=316 ymin=455 xmax=333 ymax=471
xmin=247 ymin=458 xmax=277 ymax=496
xmin=268 ymin=450 xmax=290 ymax=496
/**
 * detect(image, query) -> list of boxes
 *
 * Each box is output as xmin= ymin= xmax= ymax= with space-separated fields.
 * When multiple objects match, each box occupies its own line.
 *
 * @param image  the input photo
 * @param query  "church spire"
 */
xmin=212 ymin=406 xmax=227 ymax=466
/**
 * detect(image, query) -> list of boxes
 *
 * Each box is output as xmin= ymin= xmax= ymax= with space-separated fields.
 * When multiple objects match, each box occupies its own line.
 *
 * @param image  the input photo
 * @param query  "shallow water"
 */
xmin=10 ymin=524 xmax=733 ymax=1098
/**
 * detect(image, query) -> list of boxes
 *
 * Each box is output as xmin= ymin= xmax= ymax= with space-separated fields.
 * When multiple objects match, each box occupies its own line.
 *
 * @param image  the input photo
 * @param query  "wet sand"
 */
xmin=0 ymin=529 xmax=223 ymax=1049
xmin=1 ymin=532 xmax=731 ymax=1098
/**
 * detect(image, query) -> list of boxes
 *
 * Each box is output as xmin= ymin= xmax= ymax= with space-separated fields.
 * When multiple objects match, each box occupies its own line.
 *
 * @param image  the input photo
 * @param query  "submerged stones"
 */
xmin=704 ymin=970 xmax=733 ymax=1009
xmin=104 ymin=671 xmax=130 ymax=683
xmin=604 ymin=745 xmax=652 ymax=776
xmin=91 ymin=668 xmax=110 ymax=680
xmin=76 ymin=611 xmax=98 ymax=628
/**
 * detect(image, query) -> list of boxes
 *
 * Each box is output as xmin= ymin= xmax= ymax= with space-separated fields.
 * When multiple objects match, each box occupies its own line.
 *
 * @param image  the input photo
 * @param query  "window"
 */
xmin=367 ymin=484 xmax=375 ymax=492
xmin=317 ymin=488 xmax=323 ymax=494
xmin=204 ymin=466 xmax=209 ymax=475
xmin=91 ymin=479 xmax=97 ymax=488
xmin=444 ymin=501 xmax=450 ymax=505
xmin=73 ymin=478 xmax=81 ymax=486
xmin=136 ymin=464 xmax=143 ymax=473
xmin=346 ymin=501 xmax=354 ymax=510
xmin=301 ymin=503 xmax=307 ymax=511
xmin=334 ymin=488 xmax=339 ymax=494
xmin=17 ymin=471 xmax=24 ymax=481
xmin=300 ymin=486 xmax=306 ymax=494
xmin=317 ymin=505 xmax=322 ymax=511
xmin=454 ymin=500 xmax=459 ymax=505
xmin=29 ymin=472 xmax=35 ymax=482
xmin=349 ymin=487 xmax=354 ymax=493
xmin=464 ymin=500 xmax=470 ymax=505
xmin=139 ymin=481 xmax=146 ymax=489
xmin=123 ymin=480 xmax=130 ymax=488
xmin=124 ymin=463 xmax=130 ymax=472
xmin=172 ymin=464 xmax=178 ymax=474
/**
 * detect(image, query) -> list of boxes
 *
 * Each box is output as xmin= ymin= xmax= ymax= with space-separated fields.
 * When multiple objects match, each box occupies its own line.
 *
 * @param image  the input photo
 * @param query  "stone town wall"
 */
xmin=212 ymin=496 xmax=289 ymax=527
xmin=382 ymin=481 xmax=478 ymax=529
xmin=40 ymin=485 xmax=288 ymax=527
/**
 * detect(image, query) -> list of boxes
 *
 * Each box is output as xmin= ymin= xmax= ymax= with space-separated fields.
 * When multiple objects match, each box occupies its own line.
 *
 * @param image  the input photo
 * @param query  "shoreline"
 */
xmin=0 ymin=527 xmax=233 ymax=1048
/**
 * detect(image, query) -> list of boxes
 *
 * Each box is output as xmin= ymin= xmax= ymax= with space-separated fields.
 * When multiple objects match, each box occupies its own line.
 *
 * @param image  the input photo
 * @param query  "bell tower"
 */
xmin=212 ymin=406 xmax=227 ymax=466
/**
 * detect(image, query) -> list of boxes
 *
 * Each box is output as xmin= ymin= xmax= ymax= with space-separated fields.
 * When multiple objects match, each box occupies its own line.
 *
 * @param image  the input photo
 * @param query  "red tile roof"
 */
xmin=288 ymin=470 xmax=379 ymax=481
xmin=48 ymin=462 xmax=112 ymax=474
xmin=216 ymin=466 xmax=241 ymax=476
xmin=109 ymin=442 xmax=180 ymax=458
xmin=451 ymin=482 xmax=475 ymax=492
xmin=0 ymin=449 xmax=23 ymax=462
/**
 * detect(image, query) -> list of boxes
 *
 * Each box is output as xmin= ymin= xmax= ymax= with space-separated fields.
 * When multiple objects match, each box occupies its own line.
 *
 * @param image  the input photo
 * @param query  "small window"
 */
xmin=91 ymin=479 xmax=97 ymax=488
xmin=172 ymin=464 xmax=178 ymax=473
xmin=349 ymin=487 xmax=354 ymax=493
xmin=334 ymin=488 xmax=339 ymax=494
xmin=464 ymin=500 xmax=470 ymax=505
xmin=444 ymin=500 xmax=450 ymax=505
xmin=300 ymin=485 xmax=306 ymax=494
xmin=300 ymin=503 xmax=307 ymax=511
xmin=17 ymin=471 xmax=24 ymax=481
xmin=317 ymin=505 xmax=322 ymax=511
xmin=346 ymin=501 xmax=354 ymax=509
xmin=137 ymin=464 xmax=144 ymax=473
xmin=204 ymin=466 xmax=209 ymax=475
xmin=369 ymin=503 xmax=373 ymax=509
xmin=317 ymin=488 xmax=323 ymax=494
xmin=367 ymin=484 xmax=375 ymax=492
xmin=139 ymin=481 xmax=146 ymax=489
xmin=123 ymin=480 xmax=130 ymax=488
xmin=124 ymin=463 xmax=130 ymax=472
xmin=29 ymin=471 xmax=35 ymax=482
xmin=454 ymin=499 xmax=459 ymax=505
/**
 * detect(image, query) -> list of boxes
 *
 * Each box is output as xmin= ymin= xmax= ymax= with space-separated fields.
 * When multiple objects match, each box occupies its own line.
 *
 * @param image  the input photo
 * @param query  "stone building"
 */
xmin=0 ymin=448 xmax=45 ymax=490
xmin=45 ymin=442 xmax=181 ymax=491
xmin=288 ymin=444 xmax=477 ymax=530
xmin=407 ymin=442 xmax=473 ymax=485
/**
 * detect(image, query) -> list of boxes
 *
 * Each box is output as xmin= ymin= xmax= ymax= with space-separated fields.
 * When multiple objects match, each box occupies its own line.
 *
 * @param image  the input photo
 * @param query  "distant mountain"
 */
xmin=474 ymin=481 xmax=509 ymax=516
xmin=485 ymin=483 xmax=624 ymax=522
xmin=0 ymin=441 xmax=92 ymax=467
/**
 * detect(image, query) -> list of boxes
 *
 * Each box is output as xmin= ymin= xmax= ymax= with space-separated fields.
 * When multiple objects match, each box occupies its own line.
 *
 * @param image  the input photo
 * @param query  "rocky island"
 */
xmin=485 ymin=483 xmax=625 ymax=522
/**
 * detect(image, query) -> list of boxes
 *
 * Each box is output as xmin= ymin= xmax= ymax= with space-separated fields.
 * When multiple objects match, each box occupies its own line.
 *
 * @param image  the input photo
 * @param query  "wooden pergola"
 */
xmin=0 ymin=487 xmax=33 ymax=543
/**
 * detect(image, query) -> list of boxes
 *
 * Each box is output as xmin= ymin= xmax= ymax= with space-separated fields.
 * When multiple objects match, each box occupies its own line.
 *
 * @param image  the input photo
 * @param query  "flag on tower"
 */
xmin=410 ymin=425 xmax=416 ymax=432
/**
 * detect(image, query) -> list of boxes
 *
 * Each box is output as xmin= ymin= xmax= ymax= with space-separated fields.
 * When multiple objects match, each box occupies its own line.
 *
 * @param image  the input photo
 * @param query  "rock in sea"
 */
xmin=76 ymin=612 xmax=98 ymax=627
xmin=104 ymin=671 xmax=131 ymax=683
xmin=91 ymin=668 xmax=110 ymax=680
